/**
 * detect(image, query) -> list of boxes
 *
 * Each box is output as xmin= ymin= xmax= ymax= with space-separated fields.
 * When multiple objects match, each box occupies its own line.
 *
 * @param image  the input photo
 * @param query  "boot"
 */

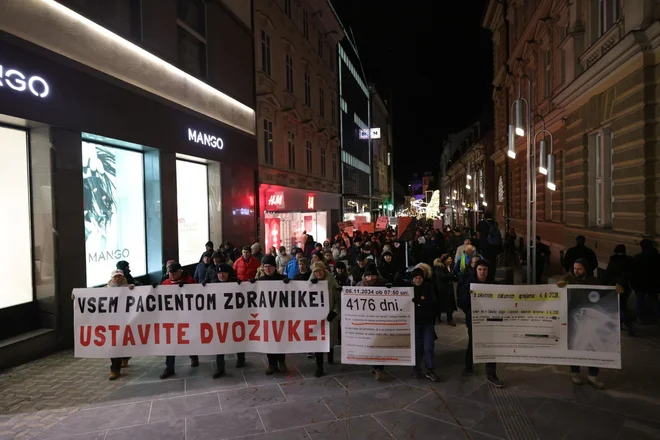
xmin=121 ymin=358 xmax=130 ymax=368
xmin=109 ymin=371 xmax=120 ymax=381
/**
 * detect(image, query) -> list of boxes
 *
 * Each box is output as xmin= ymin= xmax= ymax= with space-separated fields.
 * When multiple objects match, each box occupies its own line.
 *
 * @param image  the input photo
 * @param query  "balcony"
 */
xmin=579 ymin=21 xmax=624 ymax=71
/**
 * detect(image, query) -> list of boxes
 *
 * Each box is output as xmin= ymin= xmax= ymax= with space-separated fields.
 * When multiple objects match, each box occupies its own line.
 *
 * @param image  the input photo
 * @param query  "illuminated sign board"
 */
xmin=266 ymin=192 xmax=285 ymax=209
xmin=187 ymin=128 xmax=224 ymax=149
xmin=0 ymin=63 xmax=49 ymax=98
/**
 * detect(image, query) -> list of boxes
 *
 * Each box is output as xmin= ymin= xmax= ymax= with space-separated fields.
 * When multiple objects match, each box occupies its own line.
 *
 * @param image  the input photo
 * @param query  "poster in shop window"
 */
xmin=341 ymin=285 xmax=415 ymax=366
xmin=470 ymin=283 xmax=621 ymax=369
xmin=73 ymin=281 xmax=330 ymax=357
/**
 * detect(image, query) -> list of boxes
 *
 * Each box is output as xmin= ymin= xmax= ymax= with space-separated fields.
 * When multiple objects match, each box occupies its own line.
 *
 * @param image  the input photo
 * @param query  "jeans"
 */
xmin=571 ymin=365 xmax=599 ymax=377
xmin=465 ymin=313 xmax=497 ymax=375
xmin=110 ymin=358 xmax=129 ymax=373
xmin=165 ymin=355 xmax=199 ymax=371
xmin=414 ymin=324 xmax=435 ymax=372
xmin=266 ymin=353 xmax=285 ymax=367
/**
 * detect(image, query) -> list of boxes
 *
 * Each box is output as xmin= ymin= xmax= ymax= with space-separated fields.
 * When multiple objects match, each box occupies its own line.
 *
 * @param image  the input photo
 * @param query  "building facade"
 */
xmin=0 ymin=0 xmax=256 ymax=367
xmin=338 ymin=33 xmax=372 ymax=222
xmin=370 ymin=86 xmax=393 ymax=216
xmin=440 ymin=123 xmax=495 ymax=229
xmin=484 ymin=0 xmax=660 ymax=274
xmin=253 ymin=0 xmax=343 ymax=251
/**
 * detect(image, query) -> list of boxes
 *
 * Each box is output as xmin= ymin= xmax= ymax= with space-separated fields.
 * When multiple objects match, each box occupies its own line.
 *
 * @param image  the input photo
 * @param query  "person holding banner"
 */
xmin=258 ymin=255 xmax=288 ymax=375
xmin=356 ymin=264 xmax=389 ymax=380
xmin=210 ymin=263 xmax=246 ymax=377
xmin=309 ymin=262 xmax=340 ymax=377
xmin=105 ymin=269 xmax=134 ymax=380
xmin=160 ymin=263 xmax=199 ymax=379
xmin=458 ymin=260 xmax=504 ymax=387
xmin=557 ymin=258 xmax=623 ymax=389
xmin=411 ymin=268 xmax=439 ymax=382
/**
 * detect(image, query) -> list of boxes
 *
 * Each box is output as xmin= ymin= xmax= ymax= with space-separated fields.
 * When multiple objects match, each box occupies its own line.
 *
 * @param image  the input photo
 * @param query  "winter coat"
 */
xmin=161 ymin=273 xmax=196 ymax=285
xmin=412 ymin=281 xmax=436 ymax=326
xmin=434 ymin=265 xmax=457 ymax=315
xmin=632 ymin=248 xmax=660 ymax=295
xmin=377 ymin=259 xmax=400 ymax=285
xmin=604 ymin=254 xmax=633 ymax=289
xmin=294 ymin=270 xmax=311 ymax=281
xmin=233 ymin=256 xmax=261 ymax=281
xmin=309 ymin=269 xmax=341 ymax=348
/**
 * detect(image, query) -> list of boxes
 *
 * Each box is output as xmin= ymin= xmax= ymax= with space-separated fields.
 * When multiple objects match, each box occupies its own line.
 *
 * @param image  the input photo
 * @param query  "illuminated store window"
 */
xmin=177 ymin=160 xmax=210 ymax=265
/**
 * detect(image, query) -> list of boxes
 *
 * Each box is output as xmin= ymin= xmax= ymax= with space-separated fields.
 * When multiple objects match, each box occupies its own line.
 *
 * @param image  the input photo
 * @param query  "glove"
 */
xmin=615 ymin=284 xmax=624 ymax=294
xmin=152 ymin=283 xmax=158 ymax=289
xmin=326 ymin=311 xmax=338 ymax=322
xmin=385 ymin=283 xmax=393 ymax=289
xmin=556 ymin=280 xmax=567 ymax=288
xmin=236 ymin=279 xmax=242 ymax=285
xmin=249 ymin=278 xmax=256 ymax=283
xmin=283 ymin=278 xmax=290 ymax=284
xmin=179 ymin=282 xmax=185 ymax=288
xmin=128 ymin=284 xmax=135 ymax=290
xmin=310 ymin=278 xmax=318 ymax=284
xmin=202 ymin=281 xmax=207 ymax=287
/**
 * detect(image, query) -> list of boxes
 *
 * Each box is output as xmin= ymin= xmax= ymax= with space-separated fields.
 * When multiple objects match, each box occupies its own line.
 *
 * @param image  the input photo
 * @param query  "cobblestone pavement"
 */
xmin=1 ymin=319 xmax=660 ymax=440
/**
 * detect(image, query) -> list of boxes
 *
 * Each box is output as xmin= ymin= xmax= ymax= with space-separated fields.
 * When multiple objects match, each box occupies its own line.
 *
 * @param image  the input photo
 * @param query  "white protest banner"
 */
xmin=341 ymin=285 xmax=415 ymax=366
xmin=470 ymin=283 xmax=620 ymax=369
xmin=73 ymin=280 xmax=330 ymax=358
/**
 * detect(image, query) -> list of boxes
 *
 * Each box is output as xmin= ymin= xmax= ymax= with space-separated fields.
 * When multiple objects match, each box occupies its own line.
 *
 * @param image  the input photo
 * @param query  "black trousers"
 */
xmin=110 ymin=357 xmax=130 ymax=373
xmin=266 ymin=353 xmax=285 ymax=366
xmin=465 ymin=313 xmax=496 ymax=376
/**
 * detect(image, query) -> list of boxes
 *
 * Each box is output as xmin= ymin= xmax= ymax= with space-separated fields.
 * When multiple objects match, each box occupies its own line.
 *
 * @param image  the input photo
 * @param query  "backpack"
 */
xmin=486 ymin=221 xmax=503 ymax=247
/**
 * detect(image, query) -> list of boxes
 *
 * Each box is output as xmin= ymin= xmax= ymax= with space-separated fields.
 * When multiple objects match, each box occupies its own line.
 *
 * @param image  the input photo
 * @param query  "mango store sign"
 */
xmin=0 ymin=63 xmax=50 ymax=98
xmin=188 ymin=128 xmax=224 ymax=149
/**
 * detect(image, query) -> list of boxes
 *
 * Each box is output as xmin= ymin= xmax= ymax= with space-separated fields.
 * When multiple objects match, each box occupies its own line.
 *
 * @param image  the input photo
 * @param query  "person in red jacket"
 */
xmin=233 ymin=245 xmax=261 ymax=281
xmin=160 ymin=262 xmax=199 ymax=379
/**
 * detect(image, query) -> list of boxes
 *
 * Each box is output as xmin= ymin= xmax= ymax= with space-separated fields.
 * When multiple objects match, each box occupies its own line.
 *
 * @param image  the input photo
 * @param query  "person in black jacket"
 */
xmin=210 ymin=264 xmax=246 ymax=377
xmin=458 ymin=259 xmax=504 ymax=387
xmin=411 ymin=268 xmax=439 ymax=382
xmin=631 ymin=239 xmax=660 ymax=323
xmin=257 ymin=255 xmax=287 ymax=374
xmin=605 ymin=244 xmax=635 ymax=335
xmin=377 ymin=250 xmax=400 ymax=285
xmin=563 ymin=236 xmax=598 ymax=275
xmin=433 ymin=255 xmax=457 ymax=326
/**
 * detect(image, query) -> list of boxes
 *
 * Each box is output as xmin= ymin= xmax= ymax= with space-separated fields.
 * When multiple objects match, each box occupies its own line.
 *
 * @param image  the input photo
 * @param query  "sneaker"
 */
xmin=571 ymin=373 xmax=584 ymax=385
xmin=265 ymin=365 xmax=279 ymax=375
xmin=413 ymin=370 xmax=423 ymax=379
xmin=587 ymin=376 xmax=604 ymax=389
xmin=314 ymin=368 xmax=325 ymax=378
xmin=212 ymin=369 xmax=226 ymax=379
xmin=487 ymin=375 xmax=505 ymax=388
xmin=121 ymin=358 xmax=130 ymax=368
xmin=108 ymin=371 xmax=120 ymax=381
xmin=462 ymin=367 xmax=474 ymax=377
xmin=448 ymin=320 xmax=457 ymax=327
xmin=374 ymin=370 xmax=383 ymax=380
xmin=235 ymin=356 xmax=246 ymax=368
xmin=160 ymin=369 xmax=175 ymax=380
xmin=190 ymin=358 xmax=200 ymax=368
xmin=425 ymin=370 xmax=440 ymax=382
xmin=306 ymin=353 xmax=315 ymax=359
xmin=278 ymin=361 xmax=288 ymax=373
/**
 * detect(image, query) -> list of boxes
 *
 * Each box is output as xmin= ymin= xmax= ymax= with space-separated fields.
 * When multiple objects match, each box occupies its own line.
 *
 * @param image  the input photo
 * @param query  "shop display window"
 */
xmin=264 ymin=211 xmax=328 ymax=251
xmin=82 ymin=141 xmax=147 ymax=286
xmin=176 ymin=159 xmax=210 ymax=265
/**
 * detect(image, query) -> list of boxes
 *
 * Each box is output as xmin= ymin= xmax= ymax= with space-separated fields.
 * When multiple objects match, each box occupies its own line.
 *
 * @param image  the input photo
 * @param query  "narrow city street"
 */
xmin=2 ymin=319 xmax=659 ymax=440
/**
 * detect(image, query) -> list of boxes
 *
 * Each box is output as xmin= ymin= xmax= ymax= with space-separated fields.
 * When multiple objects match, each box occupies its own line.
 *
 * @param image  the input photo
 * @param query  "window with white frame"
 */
xmin=319 ymin=87 xmax=325 ymax=117
xmin=302 ymin=8 xmax=309 ymax=39
xmin=287 ymin=131 xmax=296 ymax=170
xmin=321 ymin=147 xmax=326 ymax=177
xmin=306 ymin=140 xmax=313 ymax=173
xmin=598 ymin=0 xmax=619 ymax=37
xmin=285 ymin=54 xmax=294 ymax=93
xmin=588 ymin=130 xmax=613 ymax=227
xmin=177 ymin=0 xmax=207 ymax=78
xmin=263 ymin=119 xmax=274 ymax=166
xmin=543 ymin=49 xmax=551 ymax=98
xmin=260 ymin=30 xmax=271 ymax=76
xmin=304 ymin=72 xmax=311 ymax=106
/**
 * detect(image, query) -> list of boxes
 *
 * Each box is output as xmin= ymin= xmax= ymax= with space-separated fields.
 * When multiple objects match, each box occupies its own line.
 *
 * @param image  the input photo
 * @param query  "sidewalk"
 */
xmin=1 ymin=320 xmax=659 ymax=440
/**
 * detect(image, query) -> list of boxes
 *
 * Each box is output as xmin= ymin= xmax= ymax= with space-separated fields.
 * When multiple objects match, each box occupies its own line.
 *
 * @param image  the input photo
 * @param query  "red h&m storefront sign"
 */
xmin=266 ymin=192 xmax=285 ymax=209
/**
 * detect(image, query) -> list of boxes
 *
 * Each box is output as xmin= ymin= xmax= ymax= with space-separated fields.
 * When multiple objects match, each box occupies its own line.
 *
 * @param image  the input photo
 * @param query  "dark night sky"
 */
xmin=331 ymin=0 xmax=493 ymax=184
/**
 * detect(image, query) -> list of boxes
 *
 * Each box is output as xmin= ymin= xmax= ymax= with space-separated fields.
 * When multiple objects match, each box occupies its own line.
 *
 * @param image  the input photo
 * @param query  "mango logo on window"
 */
xmin=188 ymin=128 xmax=224 ymax=149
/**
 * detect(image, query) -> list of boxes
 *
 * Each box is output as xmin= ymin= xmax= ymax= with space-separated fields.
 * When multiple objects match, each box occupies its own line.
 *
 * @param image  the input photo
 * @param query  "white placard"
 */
xmin=341 ymin=285 xmax=415 ymax=366
xmin=74 ymin=281 xmax=330 ymax=357
xmin=470 ymin=283 xmax=621 ymax=369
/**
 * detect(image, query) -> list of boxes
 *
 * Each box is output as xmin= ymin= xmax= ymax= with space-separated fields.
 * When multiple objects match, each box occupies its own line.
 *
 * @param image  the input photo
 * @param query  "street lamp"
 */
xmin=510 ymin=74 xmax=558 ymax=285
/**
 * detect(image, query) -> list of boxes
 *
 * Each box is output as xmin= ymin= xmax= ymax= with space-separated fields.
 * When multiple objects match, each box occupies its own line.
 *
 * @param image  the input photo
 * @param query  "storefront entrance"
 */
xmin=264 ymin=211 xmax=328 ymax=250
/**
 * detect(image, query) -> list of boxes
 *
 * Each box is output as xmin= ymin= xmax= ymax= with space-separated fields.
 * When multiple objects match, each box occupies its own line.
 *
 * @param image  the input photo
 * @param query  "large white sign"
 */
xmin=341 ymin=285 xmax=415 ymax=366
xmin=82 ymin=142 xmax=147 ymax=287
xmin=0 ymin=63 xmax=49 ymax=98
xmin=0 ymin=127 xmax=33 ymax=309
xmin=73 ymin=281 xmax=330 ymax=357
xmin=188 ymin=128 xmax=224 ymax=149
xmin=470 ymin=283 xmax=621 ymax=369
xmin=176 ymin=160 xmax=209 ymax=265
